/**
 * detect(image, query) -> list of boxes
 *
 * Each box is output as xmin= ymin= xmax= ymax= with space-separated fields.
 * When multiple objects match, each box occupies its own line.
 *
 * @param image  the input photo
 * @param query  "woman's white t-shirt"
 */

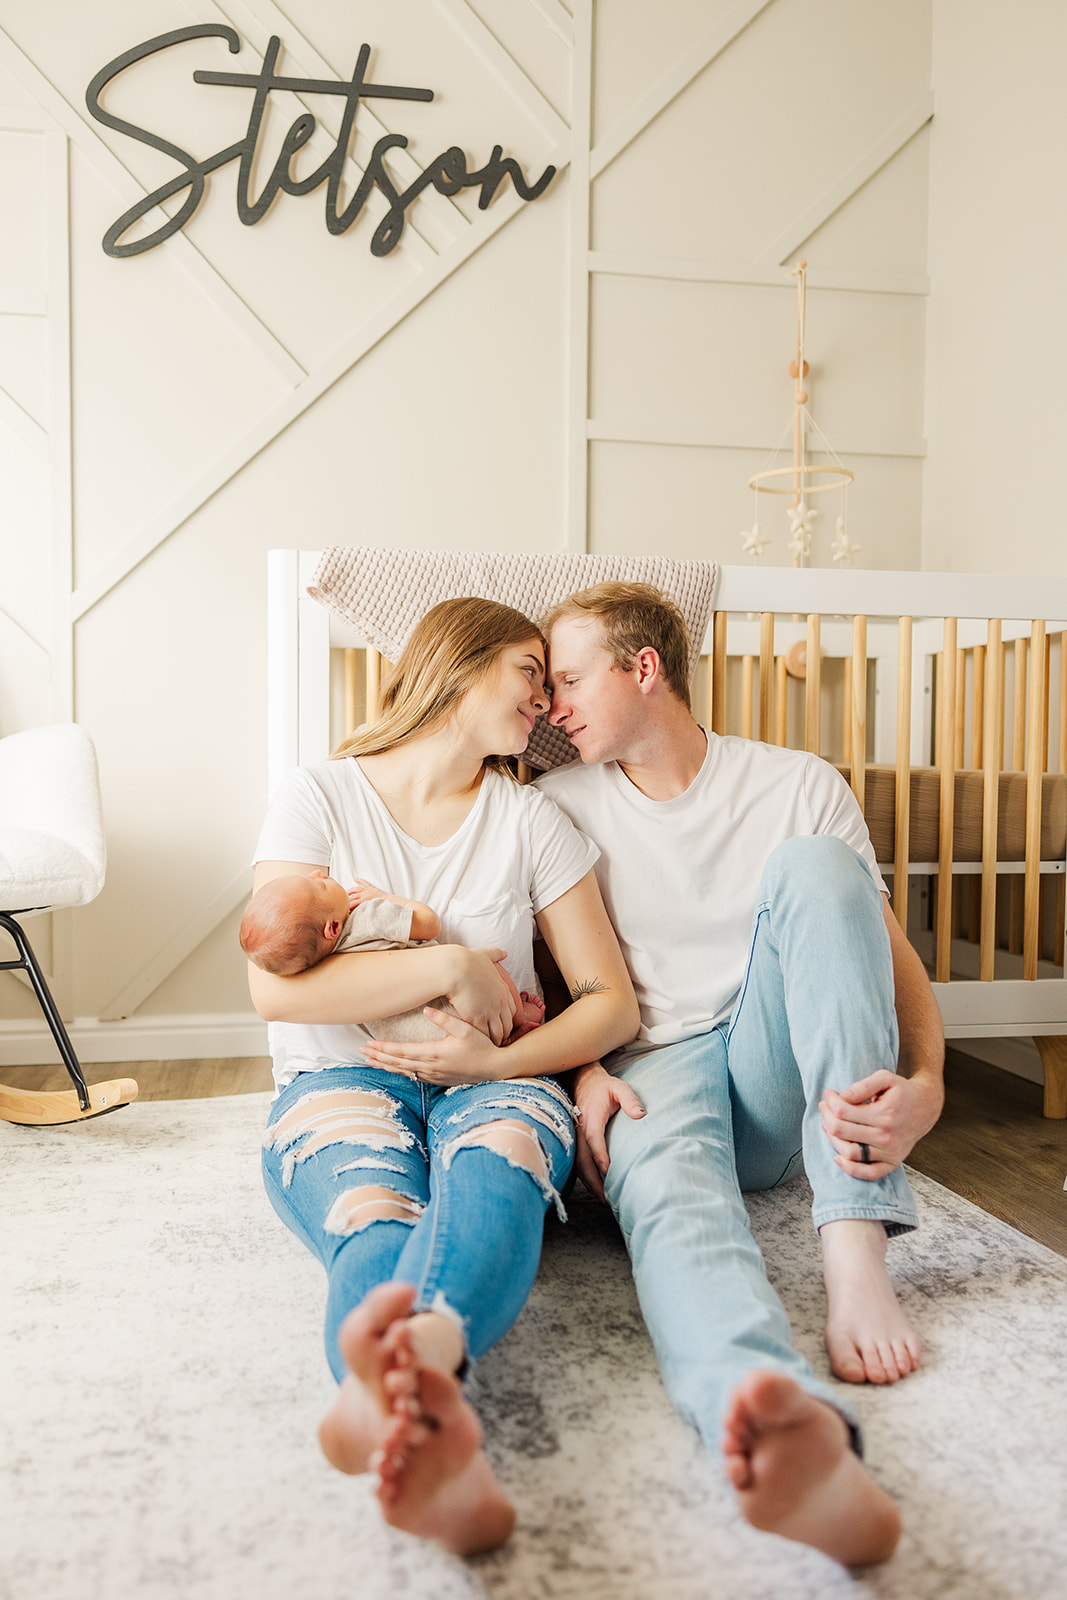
xmin=253 ymin=759 xmax=598 ymax=1090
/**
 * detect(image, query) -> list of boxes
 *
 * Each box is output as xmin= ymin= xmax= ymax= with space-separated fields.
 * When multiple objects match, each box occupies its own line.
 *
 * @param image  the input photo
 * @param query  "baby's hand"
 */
xmin=348 ymin=879 xmax=387 ymax=908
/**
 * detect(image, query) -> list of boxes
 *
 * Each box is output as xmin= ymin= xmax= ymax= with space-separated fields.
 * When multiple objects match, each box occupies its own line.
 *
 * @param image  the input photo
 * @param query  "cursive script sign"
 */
xmin=86 ymin=25 xmax=557 ymax=258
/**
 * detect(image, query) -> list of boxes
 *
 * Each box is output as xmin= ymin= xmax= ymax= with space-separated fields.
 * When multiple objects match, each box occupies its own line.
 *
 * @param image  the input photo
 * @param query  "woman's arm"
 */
xmin=359 ymin=870 xmax=640 ymax=1084
xmin=247 ymin=860 xmax=517 ymax=1043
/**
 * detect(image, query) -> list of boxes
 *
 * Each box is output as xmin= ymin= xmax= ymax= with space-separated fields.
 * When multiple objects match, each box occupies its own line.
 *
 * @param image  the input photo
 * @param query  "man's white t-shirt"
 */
xmin=253 ymin=759 xmax=598 ymax=1091
xmin=538 ymin=734 xmax=886 ymax=1066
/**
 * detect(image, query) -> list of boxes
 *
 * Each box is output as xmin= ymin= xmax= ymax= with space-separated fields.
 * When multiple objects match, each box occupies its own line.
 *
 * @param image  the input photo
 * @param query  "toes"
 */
xmin=338 ymin=1283 xmax=416 ymax=1369
xmin=826 ymin=1338 xmax=868 ymax=1385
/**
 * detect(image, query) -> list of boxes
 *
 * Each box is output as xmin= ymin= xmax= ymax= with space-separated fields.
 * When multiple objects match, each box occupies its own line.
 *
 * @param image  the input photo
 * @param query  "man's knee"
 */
xmin=761 ymin=835 xmax=876 ymax=908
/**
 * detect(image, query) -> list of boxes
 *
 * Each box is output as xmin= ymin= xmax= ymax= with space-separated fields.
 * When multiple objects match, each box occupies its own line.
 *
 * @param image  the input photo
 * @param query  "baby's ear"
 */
xmin=324 ymin=917 xmax=343 ymax=941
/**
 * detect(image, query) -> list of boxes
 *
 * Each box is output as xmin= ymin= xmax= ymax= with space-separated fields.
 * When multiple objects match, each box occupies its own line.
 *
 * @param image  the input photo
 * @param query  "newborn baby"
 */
xmin=239 ymin=870 xmax=544 ymax=1044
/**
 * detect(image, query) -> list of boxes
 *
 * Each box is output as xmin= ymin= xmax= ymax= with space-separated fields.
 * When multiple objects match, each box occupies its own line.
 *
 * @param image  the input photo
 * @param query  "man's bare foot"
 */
xmin=821 ymin=1219 xmax=921 ymax=1384
xmin=318 ymin=1282 xmax=417 ymax=1473
xmin=374 ymin=1365 xmax=516 ymax=1555
xmin=722 ymin=1371 xmax=900 ymax=1567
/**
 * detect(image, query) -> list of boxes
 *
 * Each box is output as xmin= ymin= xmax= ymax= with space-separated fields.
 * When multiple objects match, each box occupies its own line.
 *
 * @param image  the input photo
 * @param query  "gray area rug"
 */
xmin=2 ymin=1091 xmax=1066 ymax=1600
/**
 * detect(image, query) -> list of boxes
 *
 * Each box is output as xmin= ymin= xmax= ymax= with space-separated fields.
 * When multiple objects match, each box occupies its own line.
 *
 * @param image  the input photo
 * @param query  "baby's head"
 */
xmin=240 ymin=871 xmax=350 ymax=975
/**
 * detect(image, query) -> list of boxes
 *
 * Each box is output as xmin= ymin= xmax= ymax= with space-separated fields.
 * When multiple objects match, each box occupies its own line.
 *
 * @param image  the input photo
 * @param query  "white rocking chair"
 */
xmin=0 ymin=724 xmax=137 ymax=1124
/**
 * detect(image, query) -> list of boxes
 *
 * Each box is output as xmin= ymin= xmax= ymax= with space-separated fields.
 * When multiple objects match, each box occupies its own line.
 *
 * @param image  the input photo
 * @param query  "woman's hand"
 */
xmin=443 ymin=946 xmax=518 ymax=1046
xmin=360 ymin=1008 xmax=505 ymax=1086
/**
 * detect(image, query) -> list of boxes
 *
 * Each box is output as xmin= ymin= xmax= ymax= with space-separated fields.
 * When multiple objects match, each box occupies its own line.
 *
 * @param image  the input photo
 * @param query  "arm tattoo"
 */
xmin=569 ymin=977 xmax=609 ymax=1002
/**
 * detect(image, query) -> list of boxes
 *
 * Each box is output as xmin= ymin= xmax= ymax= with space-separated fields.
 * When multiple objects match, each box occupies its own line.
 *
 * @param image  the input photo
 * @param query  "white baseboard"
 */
xmin=0 ymin=1012 xmax=268 ymax=1065
xmin=946 ymin=1036 xmax=1045 ymax=1086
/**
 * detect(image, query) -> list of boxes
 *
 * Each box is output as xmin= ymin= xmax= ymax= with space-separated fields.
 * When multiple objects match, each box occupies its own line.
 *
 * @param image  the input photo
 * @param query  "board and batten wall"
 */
xmin=0 ymin=0 xmax=1041 ymax=1065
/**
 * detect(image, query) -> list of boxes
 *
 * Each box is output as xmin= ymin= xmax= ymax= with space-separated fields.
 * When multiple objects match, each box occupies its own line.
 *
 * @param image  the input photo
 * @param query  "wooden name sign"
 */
xmin=86 ymin=24 xmax=557 ymax=258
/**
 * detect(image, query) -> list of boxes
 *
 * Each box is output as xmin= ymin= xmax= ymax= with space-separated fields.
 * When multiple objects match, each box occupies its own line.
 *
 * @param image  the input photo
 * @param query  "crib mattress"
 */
xmin=836 ymin=766 xmax=1067 ymax=865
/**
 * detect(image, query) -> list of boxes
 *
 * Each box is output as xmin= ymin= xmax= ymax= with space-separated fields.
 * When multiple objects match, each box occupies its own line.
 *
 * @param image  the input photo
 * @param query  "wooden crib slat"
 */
xmin=366 ymin=647 xmax=382 ymax=724
xmin=842 ymin=658 xmax=852 ymax=764
xmin=712 ymin=612 xmax=727 ymax=735
xmin=1024 ymin=620 xmax=1047 ymax=979
xmin=1060 ymin=631 xmax=1067 ymax=776
xmin=894 ymin=617 xmax=913 ymax=933
xmin=850 ymin=615 xmax=867 ymax=810
xmin=936 ymin=618 xmax=957 ymax=983
xmin=980 ymin=619 xmax=1003 ymax=981
xmin=972 ymin=643 xmax=985 ymax=769
xmin=759 ymin=613 xmax=775 ymax=742
xmin=1043 ymin=633 xmax=1051 ymax=769
xmin=775 ymin=655 xmax=788 ymax=746
xmin=805 ymin=613 xmax=821 ymax=755
xmin=997 ymin=640 xmax=1006 ymax=767
xmin=1013 ymin=637 xmax=1028 ymax=770
xmin=741 ymin=655 xmax=754 ymax=739
xmin=954 ymin=647 xmax=966 ymax=769
xmin=343 ymin=648 xmax=358 ymax=738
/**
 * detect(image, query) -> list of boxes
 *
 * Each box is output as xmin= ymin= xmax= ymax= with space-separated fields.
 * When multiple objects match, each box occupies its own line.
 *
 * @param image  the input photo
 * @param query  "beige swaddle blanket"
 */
xmin=309 ymin=546 xmax=720 ymax=770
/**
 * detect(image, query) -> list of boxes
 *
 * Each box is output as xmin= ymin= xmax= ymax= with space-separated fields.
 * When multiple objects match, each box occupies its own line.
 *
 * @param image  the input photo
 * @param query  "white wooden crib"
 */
xmin=268 ymin=551 xmax=1067 ymax=1119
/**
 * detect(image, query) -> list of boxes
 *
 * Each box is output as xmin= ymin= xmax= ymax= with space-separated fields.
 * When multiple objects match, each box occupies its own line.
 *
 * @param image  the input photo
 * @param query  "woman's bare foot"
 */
xmin=320 ymin=1285 xmax=515 ymax=1555
xmin=722 ymin=1371 xmax=901 ymax=1566
xmin=374 ymin=1365 xmax=516 ymax=1555
xmin=821 ymin=1219 xmax=921 ymax=1384
xmin=319 ymin=1281 xmax=418 ymax=1473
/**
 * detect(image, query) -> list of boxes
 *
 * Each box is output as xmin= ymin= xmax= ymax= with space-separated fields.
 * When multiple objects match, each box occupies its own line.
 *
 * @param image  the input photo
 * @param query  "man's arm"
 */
xmin=819 ymin=897 xmax=945 ymax=1181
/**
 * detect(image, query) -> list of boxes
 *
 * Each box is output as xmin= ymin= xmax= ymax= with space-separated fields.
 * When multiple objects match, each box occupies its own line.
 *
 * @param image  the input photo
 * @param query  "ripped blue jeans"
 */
xmin=261 ymin=1066 xmax=575 ymax=1382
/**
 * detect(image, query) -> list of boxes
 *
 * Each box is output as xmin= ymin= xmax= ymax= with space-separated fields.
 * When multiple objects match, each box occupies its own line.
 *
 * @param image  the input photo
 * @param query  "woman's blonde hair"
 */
xmin=331 ymin=596 xmax=545 ymax=775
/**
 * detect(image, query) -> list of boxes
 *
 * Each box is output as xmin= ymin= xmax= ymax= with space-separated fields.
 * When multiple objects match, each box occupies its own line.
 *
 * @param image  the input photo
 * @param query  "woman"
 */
xmin=248 ymin=597 xmax=639 ymax=1556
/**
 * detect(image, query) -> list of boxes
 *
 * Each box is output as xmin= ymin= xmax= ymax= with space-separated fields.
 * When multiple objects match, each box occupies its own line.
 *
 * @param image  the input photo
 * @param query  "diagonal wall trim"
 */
xmin=432 ymin=0 xmax=570 ymax=146
xmin=755 ymin=91 xmax=935 ymax=267
xmin=0 ymin=604 xmax=50 ymax=673
xmin=0 ymin=24 xmax=308 ymax=386
xmin=70 ymin=149 xmax=569 ymax=622
xmin=525 ymin=0 xmax=574 ymax=48
xmin=589 ymin=0 xmax=774 ymax=179
xmin=0 ymin=384 xmax=47 ymax=457
xmin=98 ymin=869 xmax=254 ymax=1022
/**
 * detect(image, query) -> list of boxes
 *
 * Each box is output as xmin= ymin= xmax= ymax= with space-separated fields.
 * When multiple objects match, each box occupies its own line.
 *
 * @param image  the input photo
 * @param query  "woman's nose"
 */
xmin=531 ymin=688 xmax=549 ymax=714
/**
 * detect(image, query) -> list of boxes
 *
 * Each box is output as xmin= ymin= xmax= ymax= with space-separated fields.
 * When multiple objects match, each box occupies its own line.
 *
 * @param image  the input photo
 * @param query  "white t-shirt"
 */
xmin=538 ymin=734 xmax=886 ymax=1065
xmin=253 ymin=759 xmax=598 ymax=1090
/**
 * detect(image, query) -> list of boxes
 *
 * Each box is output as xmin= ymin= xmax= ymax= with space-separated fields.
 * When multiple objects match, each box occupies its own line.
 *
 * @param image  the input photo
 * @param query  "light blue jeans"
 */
xmin=262 ymin=1066 xmax=575 ymax=1381
xmin=604 ymin=836 xmax=919 ymax=1451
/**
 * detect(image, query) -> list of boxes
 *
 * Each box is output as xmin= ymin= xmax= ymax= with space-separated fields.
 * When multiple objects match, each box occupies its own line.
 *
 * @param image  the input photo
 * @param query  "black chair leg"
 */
xmin=0 ymin=911 xmax=91 ymax=1112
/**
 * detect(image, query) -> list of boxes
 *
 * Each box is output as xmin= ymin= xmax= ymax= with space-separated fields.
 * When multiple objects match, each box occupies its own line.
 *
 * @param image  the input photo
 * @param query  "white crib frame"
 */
xmin=267 ymin=550 xmax=1067 ymax=1110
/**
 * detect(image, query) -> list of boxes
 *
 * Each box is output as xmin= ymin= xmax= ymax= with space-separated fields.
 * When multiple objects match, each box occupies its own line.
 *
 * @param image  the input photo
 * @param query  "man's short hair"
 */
xmin=542 ymin=582 xmax=692 ymax=710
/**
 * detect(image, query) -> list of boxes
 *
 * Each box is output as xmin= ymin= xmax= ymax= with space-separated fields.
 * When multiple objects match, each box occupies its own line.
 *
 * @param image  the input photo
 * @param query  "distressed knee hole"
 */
xmin=440 ymin=1117 xmax=566 ymax=1220
xmin=445 ymin=1092 xmax=574 ymax=1152
xmin=264 ymin=1087 xmax=417 ymax=1187
xmin=456 ymin=1119 xmax=551 ymax=1181
xmin=324 ymin=1184 xmax=424 ymax=1237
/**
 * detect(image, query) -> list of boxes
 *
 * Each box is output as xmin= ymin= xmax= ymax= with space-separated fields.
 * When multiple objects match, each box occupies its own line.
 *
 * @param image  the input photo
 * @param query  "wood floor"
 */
xmin=4 ymin=1048 xmax=1066 ymax=1257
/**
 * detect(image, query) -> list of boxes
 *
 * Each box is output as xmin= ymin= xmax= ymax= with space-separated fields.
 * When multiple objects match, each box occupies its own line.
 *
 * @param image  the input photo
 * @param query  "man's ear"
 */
xmin=633 ymin=646 xmax=661 ymax=695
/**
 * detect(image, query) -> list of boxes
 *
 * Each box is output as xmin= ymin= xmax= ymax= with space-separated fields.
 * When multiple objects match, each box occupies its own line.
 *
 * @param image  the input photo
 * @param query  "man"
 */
xmin=537 ymin=582 xmax=945 ymax=1567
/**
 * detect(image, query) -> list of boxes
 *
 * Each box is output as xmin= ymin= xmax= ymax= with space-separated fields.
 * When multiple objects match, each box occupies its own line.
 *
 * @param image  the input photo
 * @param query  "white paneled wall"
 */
xmin=0 ymin=0 xmax=948 ymax=1060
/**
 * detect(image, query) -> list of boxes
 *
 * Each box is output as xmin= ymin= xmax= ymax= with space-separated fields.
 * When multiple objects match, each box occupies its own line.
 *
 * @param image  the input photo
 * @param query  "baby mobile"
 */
xmin=742 ymin=259 xmax=859 ymax=567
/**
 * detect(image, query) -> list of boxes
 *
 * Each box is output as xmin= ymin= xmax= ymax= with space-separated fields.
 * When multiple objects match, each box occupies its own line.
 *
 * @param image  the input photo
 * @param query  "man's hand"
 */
xmin=820 ymin=1068 xmax=944 ymax=1181
xmin=573 ymin=1061 xmax=645 ymax=1202
xmin=360 ymin=1008 xmax=504 ymax=1086
xmin=444 ymin=946 xmax=518 ymax=1045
